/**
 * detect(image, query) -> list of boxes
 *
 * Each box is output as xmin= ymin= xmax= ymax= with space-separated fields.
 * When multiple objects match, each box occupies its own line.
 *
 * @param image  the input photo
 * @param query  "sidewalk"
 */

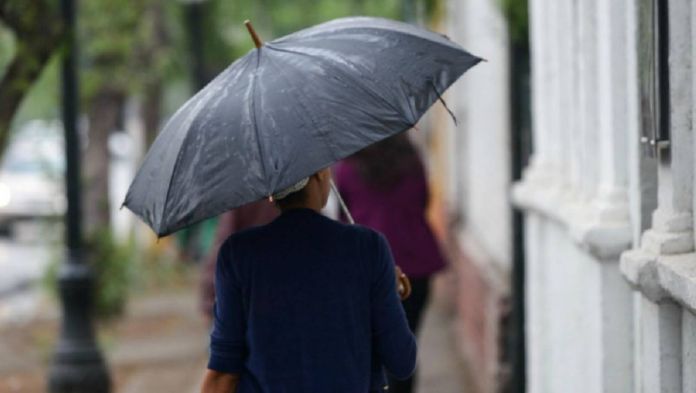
xmin=0 ymin=271 xmax=471 ymax=393
xmin=416 ymin=273 xmax=473 ymax=393
xmin=0 ymin=283 xmax=209 ymax=393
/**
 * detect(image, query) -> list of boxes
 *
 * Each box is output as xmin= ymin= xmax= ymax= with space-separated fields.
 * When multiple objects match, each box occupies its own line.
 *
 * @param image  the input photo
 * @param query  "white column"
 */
xmin=597 ymin=263 xmax=634 ymax=392
xmin=683 ymin=310 xmax=696 ymax=391
xmin=556 ymin=0 xmax=573 ymax=189
xmin=526 ymin=0 xmax=550 ymax=180
xmin=625 ymin=0 xmax=659 ymax=245
xmin=692 ymin=0 xmax=696 ymax=247
xmin=546 ymin=0 xmax=563 ymax=181
xmin=525 ymin=215 xmax=543 ymax=393
xmin=621 ymin=3 xmax=693 ymax=393
xmin=638 ymin=298 xmax=682 ymax=392
xmin=642 ymin=0 xmax=694 ymax=255
xmin=566 ymin=0 xmax=583 ymax=199
xmin=595 ymin=0 xmax=631 ymax=222
xmin=576 ymin=0 xmax=599 ymax=201
xmin=525 ymin=2 xmax=550 ymax=390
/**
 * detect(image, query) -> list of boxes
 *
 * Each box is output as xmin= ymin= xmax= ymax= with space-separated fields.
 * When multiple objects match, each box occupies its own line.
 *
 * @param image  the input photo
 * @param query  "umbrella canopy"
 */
xmin=124 ymin=16 xmax=481 ymax=236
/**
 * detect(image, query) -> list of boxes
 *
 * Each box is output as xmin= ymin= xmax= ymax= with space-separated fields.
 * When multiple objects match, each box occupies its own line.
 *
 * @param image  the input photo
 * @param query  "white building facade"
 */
xmin=513 ymin=0 xmax=696 ymax=392
xmin=440 ymin=0 xmax=514 ymax=391
xmin=440 ymin=0 xmax=696 ymax=391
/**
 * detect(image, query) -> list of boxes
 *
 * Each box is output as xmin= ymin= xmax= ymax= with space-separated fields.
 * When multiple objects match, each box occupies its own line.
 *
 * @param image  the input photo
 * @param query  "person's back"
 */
xmin=209 ymin=208 xmax=417 ymax=392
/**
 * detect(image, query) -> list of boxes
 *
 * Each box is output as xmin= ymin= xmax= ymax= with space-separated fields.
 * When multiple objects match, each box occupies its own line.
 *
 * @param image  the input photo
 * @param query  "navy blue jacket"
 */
xmin=208 ymin=208 xmax=417 ymax=392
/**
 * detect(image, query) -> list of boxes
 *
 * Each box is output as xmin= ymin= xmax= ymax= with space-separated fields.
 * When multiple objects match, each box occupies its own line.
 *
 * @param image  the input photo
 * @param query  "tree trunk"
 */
xmin=84 ymin=89 xmax=124 ymax=234
xmin=140 ymin=0 xmax=167 ymax=148
xmin=0 ymin=0 xmax=63 ymax=160
xmin=143 ymin=80 xmax=162 ymax=147
xmin=0 ymin=56 xmax=45 ymax=159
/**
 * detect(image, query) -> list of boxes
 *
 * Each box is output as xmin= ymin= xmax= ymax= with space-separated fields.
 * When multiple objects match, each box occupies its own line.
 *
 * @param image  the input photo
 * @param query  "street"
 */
xmin=0 ymin=222 xmax=56 ymax=326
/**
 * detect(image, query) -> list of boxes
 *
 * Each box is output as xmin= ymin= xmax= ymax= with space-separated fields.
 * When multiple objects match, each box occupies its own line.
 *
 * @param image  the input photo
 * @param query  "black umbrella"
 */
xmin=124 ymin=16 xmax=481 ymax=236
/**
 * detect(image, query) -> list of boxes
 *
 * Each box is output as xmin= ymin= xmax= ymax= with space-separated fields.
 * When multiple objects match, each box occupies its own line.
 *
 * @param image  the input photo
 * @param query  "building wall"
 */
xmin=513 ymin=0 xmax=638 ymax=391
xmin=619 ymin=1 xmax=696 ymax=391
xmin=442 ymin=0 xmax=512 ymax=391
xmin=514 ymin=0 xmax=696 ymax=392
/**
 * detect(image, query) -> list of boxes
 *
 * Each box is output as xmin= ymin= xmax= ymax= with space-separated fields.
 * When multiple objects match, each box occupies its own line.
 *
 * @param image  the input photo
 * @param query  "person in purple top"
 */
xmin=334 ymin=133 xmax=447 ymax=393
xmin=200 ymin=167 xmax=416 ymax=393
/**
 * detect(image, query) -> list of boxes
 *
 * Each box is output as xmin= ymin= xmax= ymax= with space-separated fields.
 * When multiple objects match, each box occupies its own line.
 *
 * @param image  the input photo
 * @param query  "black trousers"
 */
xmin=387 ymin=276 xmax=431 ymax=393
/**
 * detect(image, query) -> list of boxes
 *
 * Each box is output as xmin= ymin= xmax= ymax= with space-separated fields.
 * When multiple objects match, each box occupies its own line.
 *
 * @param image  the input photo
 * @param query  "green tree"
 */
xmin=0 ymin=0 xmax=64 ymax=160
xmin=499 ymin=0 xmax=529 ymax=46
xmin=198 ymin=0 xmax=403 ymax=75
xmin=79 ymin=0 xmax=179 ymax=233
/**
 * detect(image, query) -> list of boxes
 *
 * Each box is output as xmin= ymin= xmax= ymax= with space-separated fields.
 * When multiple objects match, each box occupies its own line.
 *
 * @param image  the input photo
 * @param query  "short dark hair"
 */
xmin=274 ymin=185 xmax=309 ymax=210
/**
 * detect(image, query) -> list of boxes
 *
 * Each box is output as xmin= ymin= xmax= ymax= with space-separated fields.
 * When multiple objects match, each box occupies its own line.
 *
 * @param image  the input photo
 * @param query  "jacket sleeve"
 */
xmin=370 ymin=232 xmax=417 ymax=380
xmin=207 ymin=238 xmax=247 ymax=374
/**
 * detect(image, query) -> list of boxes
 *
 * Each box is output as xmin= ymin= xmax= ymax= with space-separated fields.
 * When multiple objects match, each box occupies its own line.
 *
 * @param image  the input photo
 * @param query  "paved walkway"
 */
xmin=0 ymin=273 xmax=470 ymax=393
xmin=416 ymin=294 xmax=472 ymax=393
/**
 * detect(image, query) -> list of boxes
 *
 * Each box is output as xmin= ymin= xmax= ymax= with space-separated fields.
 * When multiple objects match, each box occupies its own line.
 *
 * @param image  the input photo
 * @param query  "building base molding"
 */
xmin=513 ymin=172 xmax=632 ymax=262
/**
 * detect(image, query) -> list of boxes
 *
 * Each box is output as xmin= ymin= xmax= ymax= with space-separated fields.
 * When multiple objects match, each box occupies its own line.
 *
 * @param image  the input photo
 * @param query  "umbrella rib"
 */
xmin=272 ymin=19 xmax=461 ymax=52
xmin=155 ymin=94 xmax=221 ymax=235
xmin=267 ymin=45 xmax=411 ymax=123
xmin=157 ymin=58 xmax=253 ymax=234
xmin=250 ymin=50 xmax=270 ymax=195
xmin=265 ymin=54 xmax=339 ymax=164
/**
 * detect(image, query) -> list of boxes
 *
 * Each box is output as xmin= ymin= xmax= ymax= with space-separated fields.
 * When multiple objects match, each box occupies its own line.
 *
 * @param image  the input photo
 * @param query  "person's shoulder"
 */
xmin=328 ymin=218 xmax=385 ymax=246
xmin=221 ymin=222 xmax=273 ymax=253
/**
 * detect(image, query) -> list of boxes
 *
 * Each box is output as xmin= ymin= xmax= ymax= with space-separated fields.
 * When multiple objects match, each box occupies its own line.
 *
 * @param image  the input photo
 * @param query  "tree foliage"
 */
xmin=0 ymin=0 xmax=64 ymax=161
xmin=0 ymin=0 xmax=434 ymax=230
xmin=200 ymin=0 xmax=403 ymax=75
xmin=79 ymin=0 xmax=179 ymax=103
xmin=499 ymin=0 xmax=529 ymax=46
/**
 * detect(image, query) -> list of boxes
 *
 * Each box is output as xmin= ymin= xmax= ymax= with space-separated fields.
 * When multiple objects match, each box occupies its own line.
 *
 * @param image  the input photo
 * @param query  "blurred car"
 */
xmin=0 ymin=120 xmax=65 ymax=236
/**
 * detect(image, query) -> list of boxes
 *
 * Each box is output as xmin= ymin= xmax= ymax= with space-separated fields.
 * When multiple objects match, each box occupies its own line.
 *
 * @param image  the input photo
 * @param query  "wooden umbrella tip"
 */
xmin=244 ymin=19 xmax=263 ymax=49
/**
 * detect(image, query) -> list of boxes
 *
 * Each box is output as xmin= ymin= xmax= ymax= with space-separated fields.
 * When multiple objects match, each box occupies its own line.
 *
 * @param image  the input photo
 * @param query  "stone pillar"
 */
xmin=682 ymin=311 xmax=696 ymax=391
xmin=641 ymin=0 xmax=694 ymax=256
xmin=637 ymin=298 xmax=682 ymax=392
xmin=595 ymin=0 xmax=631 ymax=224
xmin=621 ymin=2 xmax=693 ymax=392
xmin=576 ymin=0 xmax=599 ymax=202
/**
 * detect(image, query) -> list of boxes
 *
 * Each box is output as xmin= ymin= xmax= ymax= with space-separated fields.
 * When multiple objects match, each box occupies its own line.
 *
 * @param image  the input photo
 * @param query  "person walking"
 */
xmin=200 ymin=168 xmax=417 ymax=393
xmin=199 ymin=201 xmax=279 ymax=323
xmin=334 ymin=133 xmax=447 ymax=393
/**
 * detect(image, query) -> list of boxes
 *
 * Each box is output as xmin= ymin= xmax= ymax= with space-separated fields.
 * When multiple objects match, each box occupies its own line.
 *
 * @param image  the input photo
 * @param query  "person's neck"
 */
xmin=279 ymin=200 xmax=323 ymax=213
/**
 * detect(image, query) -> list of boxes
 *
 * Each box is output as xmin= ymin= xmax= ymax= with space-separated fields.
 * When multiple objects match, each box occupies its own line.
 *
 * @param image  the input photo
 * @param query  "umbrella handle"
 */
xmin=396 ymin=266 xmax=412 ymax=301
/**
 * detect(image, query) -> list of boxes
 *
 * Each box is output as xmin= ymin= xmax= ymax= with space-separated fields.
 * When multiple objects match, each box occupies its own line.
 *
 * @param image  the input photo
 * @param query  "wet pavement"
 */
xmin=0 ymin=223 xmax=55 ymax=326
xmin=0 ymin=265 xmax=471 ymax=393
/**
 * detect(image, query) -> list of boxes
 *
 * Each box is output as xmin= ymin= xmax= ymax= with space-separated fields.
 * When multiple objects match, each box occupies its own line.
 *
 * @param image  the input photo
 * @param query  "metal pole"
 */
xmin=508 ymin=37 xmax=531 ymax=393
xmin=329 ymin=179 xmax=354 ymax=224
xmin=184 ymin=1 xmax=207 ymax=89
xmin=48 ymin=0 xmax=110 ymax=391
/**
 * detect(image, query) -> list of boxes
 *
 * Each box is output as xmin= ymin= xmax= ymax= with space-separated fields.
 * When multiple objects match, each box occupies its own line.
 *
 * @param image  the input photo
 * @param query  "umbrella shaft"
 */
xmin=330 ymin=179 xmax=355 ymax=225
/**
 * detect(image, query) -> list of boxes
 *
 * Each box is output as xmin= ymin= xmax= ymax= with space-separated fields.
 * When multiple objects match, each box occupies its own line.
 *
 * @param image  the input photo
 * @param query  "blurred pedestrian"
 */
xmin=199 ymin=200 xmax=279 ymax=323
xmin=335 ymin=133 xmax=447 ymax=393
xmin=200 ymin=168 xmax=416 ymax=393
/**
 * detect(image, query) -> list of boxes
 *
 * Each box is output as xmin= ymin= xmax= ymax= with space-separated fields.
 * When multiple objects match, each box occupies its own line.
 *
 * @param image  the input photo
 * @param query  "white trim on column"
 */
xmin=514 ymin=0 xmax=634 ymax=262
xmin=621 ymin=0 xmax=695 ymax=299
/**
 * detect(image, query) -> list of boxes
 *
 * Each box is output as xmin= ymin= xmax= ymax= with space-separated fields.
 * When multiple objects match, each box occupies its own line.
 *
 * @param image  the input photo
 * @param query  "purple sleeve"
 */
xmin=414 ymin=159 xmax=430 ymax=209
xmin=200 ymin=212 xmax=238 ymax=318
xmin=208 ymin=239 xmax=247 ymax=374
xmin=370 ymin=233 xmax=417 ymax=379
